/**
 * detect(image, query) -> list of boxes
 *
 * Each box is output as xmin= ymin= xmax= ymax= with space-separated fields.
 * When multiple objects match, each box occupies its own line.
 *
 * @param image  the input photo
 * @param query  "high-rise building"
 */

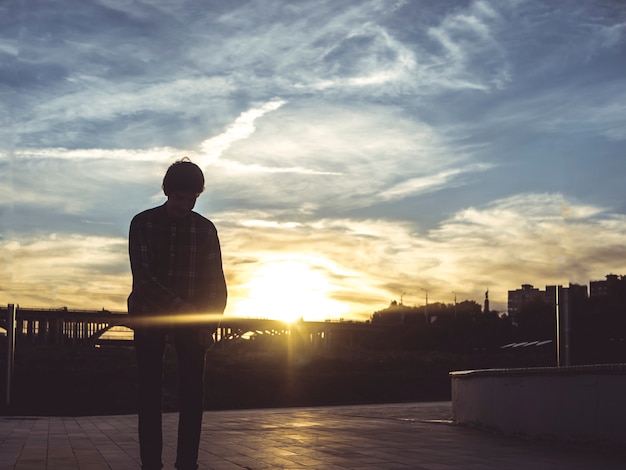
xmin=507 ymin=284 xmax=544 ymax=316
xmin=508 ymin=283 xmax=588 ymax=319
xmin=589 ymin=274 xmax=625 ymax=298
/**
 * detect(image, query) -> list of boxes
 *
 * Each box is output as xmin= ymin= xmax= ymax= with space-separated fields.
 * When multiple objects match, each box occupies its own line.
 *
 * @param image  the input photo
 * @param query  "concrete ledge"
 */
xmin=450 ymin=364 xmax=626 ymax=445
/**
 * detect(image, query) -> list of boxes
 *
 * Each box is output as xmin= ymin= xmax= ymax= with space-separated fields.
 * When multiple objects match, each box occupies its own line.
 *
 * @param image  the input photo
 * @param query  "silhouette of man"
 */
xmin=128 ymin=158 xmax=227 ymax=470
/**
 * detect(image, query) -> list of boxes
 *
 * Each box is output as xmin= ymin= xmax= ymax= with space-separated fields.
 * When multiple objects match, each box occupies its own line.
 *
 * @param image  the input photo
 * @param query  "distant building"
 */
xmin=546 ymin=283 xmax=588 ymax=305
xmin=589 ymin=274 xmax=626 ymax=298
xmin=564 ymin=283 xmax=588 ymax=302
xmin=507 ymin=284 xmax=544 ymax=316
xmin=508 ymin=283 xmax=588 ymax=321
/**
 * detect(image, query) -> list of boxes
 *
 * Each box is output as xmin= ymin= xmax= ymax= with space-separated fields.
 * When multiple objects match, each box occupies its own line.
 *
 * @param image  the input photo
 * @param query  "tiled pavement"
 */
xmin=1 ymin=401 xmax=624 ymax=469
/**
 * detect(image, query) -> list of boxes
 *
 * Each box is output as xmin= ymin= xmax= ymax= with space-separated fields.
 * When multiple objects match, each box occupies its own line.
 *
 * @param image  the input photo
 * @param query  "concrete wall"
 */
xmin=450 ymin=365 xmax=626 ymax=445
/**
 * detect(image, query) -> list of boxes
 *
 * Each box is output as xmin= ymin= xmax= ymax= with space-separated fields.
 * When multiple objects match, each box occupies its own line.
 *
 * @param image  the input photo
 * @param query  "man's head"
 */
xmin=162 ymin=158 xmax=205 ymax=196
xmin=162 ymin=158 xmax=205 ymax=218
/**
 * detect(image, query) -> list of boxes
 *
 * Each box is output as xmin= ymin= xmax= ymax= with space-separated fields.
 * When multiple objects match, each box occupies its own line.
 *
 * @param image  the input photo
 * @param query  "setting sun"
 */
xmin=229 ymin=259 xmax=349 ymax=322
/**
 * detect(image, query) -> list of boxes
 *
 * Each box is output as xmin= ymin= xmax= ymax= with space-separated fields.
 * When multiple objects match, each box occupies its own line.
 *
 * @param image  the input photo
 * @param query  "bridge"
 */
xmin=0 ymin=305 xmax=372 ymax=350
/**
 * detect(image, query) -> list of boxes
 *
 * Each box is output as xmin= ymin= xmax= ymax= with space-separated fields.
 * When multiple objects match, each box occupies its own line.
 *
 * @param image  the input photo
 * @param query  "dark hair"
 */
xmin=162 ymin=158 xmax=205 ymax=196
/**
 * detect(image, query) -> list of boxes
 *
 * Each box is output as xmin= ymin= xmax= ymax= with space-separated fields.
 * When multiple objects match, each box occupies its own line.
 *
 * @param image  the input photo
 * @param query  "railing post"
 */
xmin=5 ymin=304 xmax=16 ymax=409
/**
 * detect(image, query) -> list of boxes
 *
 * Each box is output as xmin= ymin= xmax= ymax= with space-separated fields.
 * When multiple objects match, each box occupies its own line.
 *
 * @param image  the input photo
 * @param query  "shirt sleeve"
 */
xmin=205 ymin=229 xmax=227 ymax=314
xmin=128 ymin=214 xmax=184 ymax=315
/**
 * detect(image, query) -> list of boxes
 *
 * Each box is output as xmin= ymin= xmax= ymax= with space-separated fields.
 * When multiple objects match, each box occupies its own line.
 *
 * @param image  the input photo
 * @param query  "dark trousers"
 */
xmin=134 ymin=327 xmax=208 ymax=470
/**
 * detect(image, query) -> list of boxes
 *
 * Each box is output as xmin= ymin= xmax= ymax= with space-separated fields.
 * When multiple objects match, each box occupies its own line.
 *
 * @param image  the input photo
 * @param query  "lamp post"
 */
xmin=420 ymin=287 xmax=428 ymax=324
xmin=452 ymin=292 xmax=457 ymax=320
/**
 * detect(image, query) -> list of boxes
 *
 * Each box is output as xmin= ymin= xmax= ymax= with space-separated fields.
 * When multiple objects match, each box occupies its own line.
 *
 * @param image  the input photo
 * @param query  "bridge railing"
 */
xmin=1 ymin=305 xmax=371 ymax=348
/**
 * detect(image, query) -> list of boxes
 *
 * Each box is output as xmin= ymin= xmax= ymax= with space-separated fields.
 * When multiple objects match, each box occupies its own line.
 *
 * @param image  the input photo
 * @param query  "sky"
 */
xmin=1 ymin=0 xmax=625 ymax=321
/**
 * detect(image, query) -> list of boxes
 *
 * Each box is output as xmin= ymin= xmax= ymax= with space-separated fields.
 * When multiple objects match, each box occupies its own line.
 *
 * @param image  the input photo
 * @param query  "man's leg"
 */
xmin=173 ymin=328 xmax=208 ymax=470
xmin=134 ymin=329 xmax=167 ymax=470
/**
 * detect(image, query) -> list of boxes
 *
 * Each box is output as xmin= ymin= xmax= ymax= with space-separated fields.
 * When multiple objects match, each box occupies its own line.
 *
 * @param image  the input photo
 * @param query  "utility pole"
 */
xmin=556 ymin=285 xmax=571 ymax=367
xmin=555 ymin=286 xmax=560 ymax=367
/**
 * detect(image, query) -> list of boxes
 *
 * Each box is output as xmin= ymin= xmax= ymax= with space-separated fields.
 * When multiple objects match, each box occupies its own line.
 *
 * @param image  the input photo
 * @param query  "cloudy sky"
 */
xmin=1 ymin=0 xmax=625 ymax=321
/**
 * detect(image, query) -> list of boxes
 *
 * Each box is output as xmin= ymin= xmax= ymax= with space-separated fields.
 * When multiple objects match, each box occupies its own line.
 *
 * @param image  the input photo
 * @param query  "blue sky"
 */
xmin=1 ymin=0 xmax=625 ymax=320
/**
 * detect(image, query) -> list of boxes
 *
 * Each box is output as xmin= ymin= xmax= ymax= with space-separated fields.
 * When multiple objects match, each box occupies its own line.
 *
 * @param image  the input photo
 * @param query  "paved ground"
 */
xmin=1 ymin=402 xmax=623 ymax=469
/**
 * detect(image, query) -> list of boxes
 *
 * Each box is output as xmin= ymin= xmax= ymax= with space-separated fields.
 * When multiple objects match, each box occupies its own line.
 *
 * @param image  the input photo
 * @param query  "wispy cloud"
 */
xmin=0 ymin=234 xmax=129 ymax=309
xmin=202 ymin=101 xmax=484 ymax=212
xmin=379 ymin=164 xmax=493 ymax=201
xmin=198 ymin=99 xmax=286 ymax=165
xmin=424 ymin=0 xmax=510 ymax=91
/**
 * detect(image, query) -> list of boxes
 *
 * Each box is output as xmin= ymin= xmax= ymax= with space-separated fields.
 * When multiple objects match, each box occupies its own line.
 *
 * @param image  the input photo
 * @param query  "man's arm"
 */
xmin=204 ymin=229 xmax=227 ymax=314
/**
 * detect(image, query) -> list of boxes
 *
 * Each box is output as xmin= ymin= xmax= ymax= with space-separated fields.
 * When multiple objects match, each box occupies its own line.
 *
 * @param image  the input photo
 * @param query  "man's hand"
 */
xmin=175 ymin=301 xmax=215 ymax=347
xmin=198 ymin=328 xmax=215 ymax=349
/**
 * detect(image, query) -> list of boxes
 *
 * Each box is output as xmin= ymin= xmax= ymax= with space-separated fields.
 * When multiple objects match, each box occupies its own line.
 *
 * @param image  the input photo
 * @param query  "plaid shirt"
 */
xmin=127 ymin=204 xmax=227 ymax=317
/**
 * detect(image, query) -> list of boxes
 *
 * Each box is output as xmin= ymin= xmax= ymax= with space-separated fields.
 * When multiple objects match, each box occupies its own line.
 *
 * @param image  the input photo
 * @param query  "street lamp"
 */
xmin=420 ymin=287 xmax=428 ymax=324
xmin=452 ymin=291 xmax=457 ymax=320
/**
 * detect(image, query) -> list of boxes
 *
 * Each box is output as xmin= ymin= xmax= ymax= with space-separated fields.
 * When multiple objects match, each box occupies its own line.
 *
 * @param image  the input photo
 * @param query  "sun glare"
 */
xmin=230 ymin=260 xmax=349 ymax=322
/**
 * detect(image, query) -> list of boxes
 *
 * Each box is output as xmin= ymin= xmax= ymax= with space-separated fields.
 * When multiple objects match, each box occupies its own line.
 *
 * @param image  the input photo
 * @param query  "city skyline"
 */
xmin=1 ymin=270 xmax=622 ymax=320
xmin=1 ymin=1 xmax=626 ymax=321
